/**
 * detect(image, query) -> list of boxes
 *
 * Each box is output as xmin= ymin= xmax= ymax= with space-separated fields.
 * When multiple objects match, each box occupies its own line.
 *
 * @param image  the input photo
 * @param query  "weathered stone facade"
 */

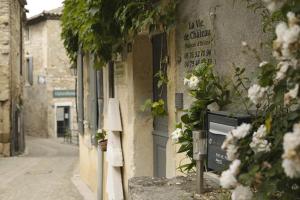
xmin=0 ymin=0 xmax=26 ymax=156
xmin=24 ymin=8 xmax=77 ymax=138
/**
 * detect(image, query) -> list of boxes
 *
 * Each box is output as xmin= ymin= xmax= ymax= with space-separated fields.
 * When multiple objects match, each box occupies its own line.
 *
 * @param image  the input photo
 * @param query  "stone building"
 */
xmin=24 ymin=8 xmax=77 ymax=139
xmin=0 ymin=0 xmax=27 ymax=156
xmin=75 ymin=0 xmax=269 ymax=199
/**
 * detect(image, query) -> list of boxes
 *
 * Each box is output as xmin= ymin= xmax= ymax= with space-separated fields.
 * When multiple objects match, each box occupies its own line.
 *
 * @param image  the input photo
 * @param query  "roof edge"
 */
xmin=26 ymin=7 xmax=62 ymax=25
xmin=27 ymin=12 xmax=61 ymax=25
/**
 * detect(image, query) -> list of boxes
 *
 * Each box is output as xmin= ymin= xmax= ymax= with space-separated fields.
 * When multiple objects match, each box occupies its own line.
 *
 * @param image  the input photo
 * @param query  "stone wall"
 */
xmin=45 ymin=19 xmax=76 ymax=137
xmin=24 ymin=20 xmax=49 ymax=137
xmin=24 ymin=17 xmax=76 ymax=138
xmin=0 ymin=0 xmax=12 ymax=156
xmin=0 ymin=0 xmax=25 ymax=156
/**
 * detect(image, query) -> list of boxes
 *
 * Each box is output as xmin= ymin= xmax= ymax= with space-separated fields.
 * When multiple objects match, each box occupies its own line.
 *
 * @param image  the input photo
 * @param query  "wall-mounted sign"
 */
xmin=38 ymin=75 xmax=46 ymax=84
xmin=53 ymin=90 xmax=76 ymax=98
xmin=182 ymin=18 xmax=213 ymax=69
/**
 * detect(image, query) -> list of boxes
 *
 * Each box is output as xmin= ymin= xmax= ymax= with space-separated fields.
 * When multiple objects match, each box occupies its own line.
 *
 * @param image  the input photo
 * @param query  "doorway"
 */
xmin=56 ymin=106 xmax=70 ymax=137
xmin=152 ymin=33 xmax=168 ymax=177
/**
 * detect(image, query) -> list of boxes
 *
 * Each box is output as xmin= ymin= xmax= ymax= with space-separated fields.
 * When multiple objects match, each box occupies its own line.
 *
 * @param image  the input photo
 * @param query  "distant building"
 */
xmin=24 ymin=8 xmax=77 ymax=139
xmin=0 ymin=0 xmax=27 ymax=156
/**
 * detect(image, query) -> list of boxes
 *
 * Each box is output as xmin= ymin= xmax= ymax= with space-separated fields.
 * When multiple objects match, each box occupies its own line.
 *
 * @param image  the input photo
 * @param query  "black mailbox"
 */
xmin=207 ymin=111 xmax=251 ymax=172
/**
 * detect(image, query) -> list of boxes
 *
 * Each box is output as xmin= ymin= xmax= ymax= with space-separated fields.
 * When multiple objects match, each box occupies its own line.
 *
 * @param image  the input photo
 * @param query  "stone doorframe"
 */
xmin=54 ymin=102 xmax=73 ymax=138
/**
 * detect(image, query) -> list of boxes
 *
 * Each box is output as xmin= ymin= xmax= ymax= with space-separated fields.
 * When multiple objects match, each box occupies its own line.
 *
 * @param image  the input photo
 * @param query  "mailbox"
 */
xmin=207 ymin=111 xmax=251 ymax=172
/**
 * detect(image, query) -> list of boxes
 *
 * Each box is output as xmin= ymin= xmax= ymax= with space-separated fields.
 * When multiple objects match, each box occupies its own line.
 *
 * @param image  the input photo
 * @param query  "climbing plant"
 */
xmin=171 ymin=62 xmax=231 ymax=173
xmin=61 ymin=0 xmax=178 ymax=64
xmin=219 ymin=1 xmax=300 ymax=199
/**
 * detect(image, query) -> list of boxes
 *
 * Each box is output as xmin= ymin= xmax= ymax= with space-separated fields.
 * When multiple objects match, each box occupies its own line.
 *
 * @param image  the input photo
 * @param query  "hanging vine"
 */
xmin=61 ymin=0 xmax=178 ymax=64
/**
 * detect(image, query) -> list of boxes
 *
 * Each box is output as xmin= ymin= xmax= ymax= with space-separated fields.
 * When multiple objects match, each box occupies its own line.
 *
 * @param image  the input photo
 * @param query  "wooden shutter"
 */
xmin=96 ymin=69 xmax=104 ymax=129
xmin=77 ymin=49 xmax=84 ymax=134
xmin=89 ymin=54 xmax=97 ymax=145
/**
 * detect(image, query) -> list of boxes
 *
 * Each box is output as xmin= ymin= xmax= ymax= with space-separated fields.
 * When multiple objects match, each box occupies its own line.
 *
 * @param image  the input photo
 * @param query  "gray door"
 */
xmin=152 ymin=33 xmax=168 ymax=177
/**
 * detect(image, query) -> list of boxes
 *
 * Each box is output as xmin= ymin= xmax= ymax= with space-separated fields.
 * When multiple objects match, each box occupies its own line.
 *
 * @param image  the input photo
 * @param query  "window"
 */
xmin=25 ymin=27 xmax=29 ymax=41
xmin=77 ymin=49 xmax=84 ymax=134
xmin=26 ymin=57 xmax=33 ymax=85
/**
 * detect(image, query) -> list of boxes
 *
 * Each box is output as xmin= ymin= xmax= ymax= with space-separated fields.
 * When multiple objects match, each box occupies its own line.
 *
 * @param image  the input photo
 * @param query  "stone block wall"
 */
xmin=0 ymin=0 xmax=11 ymax=154
xmin=24 ymin=17 xmax=76 ymax=138
xmin=0 ymin=0 xmax=25 ymax=156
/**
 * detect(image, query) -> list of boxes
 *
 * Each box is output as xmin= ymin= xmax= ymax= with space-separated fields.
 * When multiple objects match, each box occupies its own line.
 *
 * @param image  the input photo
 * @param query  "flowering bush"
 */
xmin=220 ymin=1 xmax=300 ymax=199
xmin=173 ymin=0 xmax=300 ymax=199
xmin=173 ymin=62 xmax=231 ymax=172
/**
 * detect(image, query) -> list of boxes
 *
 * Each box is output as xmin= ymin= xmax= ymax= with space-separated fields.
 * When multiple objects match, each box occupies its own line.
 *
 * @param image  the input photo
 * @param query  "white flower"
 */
xmin=241 ymin=41 xmax=248 ymax=47
xmin=226 ymin=144 xmax=239 ymax=161
xmin=282 ymin=123 xmax=300 ymax=178
xmin=188 ymin=75 xmax=200 ymax=89
xmin=229 ymin=159 xmax=241 ymax=176
xmin=263 ymin=0 xmax=286 ymax=12
xmin=207 ymin=102 xmax=220 ymax=112
xmin=253 ymin=125 xmax=267 ymax=138
xmin=248 ymin=84 xmax=268 ymax=105
xmin=283 ymin=123 xmax=300 ymax=152
xmin=283 ymin=25 xmax=300 ymax=45
xmin=231 ymin=185 xmax=253 ymax=200
xmin=220 ymin=160 xmax=241 ymax=189
xmin=273 ymin=14 xmax=300 ymax=59
xmin=232 ymin=123 xmax=252 ymax=139
xmin=276 ymin=61 xmax=290 ymax=80
xmin=275 ymin=22 xmax=288 ymax=43
xmin=250 ymin=138 xmax=271 ymax=154
xmin=171 ymin=128 xmax=183 ymax=142
xmin=184 ymin=78 xmax=190 ymax=86
xmin=250 ymin=125 xmax=271 ymax=154
xmin=287 ymin=12 xmax=296 ymax=21
xmin=282 ymin=159 xmax=300 ymax=178
xmin=284 ymin=84 xmax=299 ymax=106
xmin=220 ymin=170 xmax=238 ymax=189
xmin=222 ymin=133 xmax=234 ymax=150
xmin=259 ymin=61 xmax=269 ymax=67
xmin=223 ymin=124 xmax=252 ymax=161
xmin=287 ymin=12 xmax=298 ymax=26
xmin=97 ymin=129 xmax=103 ymax=133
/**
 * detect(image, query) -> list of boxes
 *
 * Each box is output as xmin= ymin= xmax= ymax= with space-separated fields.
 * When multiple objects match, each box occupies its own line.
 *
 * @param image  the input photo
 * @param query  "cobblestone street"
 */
xmin=0 ymin=137 xmax=86 ymax=200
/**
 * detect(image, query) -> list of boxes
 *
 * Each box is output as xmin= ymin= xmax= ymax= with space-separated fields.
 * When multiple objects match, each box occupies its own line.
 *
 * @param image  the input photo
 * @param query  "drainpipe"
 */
xmin=97 ymin=145 xmax=104 ymax=200
xmin=97 ymin=98 xmax=104 ymax=200
xmin=96 ymin=68 xmax=104 ymax=200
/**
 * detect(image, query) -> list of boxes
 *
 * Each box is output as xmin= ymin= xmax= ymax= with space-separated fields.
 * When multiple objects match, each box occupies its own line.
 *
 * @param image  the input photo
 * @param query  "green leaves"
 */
xmin=258 ymin=62 xmax=276 ymax=87
xmin=61 ymin=0 xmax=178 ymax=64
xmin=176 ymin=62 xmax=232 ymax=173
xmin=141 ymin=99 xmax=167 ymax=117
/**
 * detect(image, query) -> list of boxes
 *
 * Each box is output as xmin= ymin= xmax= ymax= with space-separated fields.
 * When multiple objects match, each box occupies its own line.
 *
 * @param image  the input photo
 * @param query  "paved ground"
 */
xmin=0 ymin=136 xmax=85 ymax=200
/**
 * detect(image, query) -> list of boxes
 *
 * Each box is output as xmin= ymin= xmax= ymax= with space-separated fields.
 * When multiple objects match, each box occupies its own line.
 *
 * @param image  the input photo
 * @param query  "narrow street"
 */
xmin=0 ymin=137 xmax=85 ymax=200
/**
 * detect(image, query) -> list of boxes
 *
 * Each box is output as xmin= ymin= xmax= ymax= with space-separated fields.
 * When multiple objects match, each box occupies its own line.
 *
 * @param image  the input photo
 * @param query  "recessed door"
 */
xmin=56 ymin=106 xmax=70 ymax=137
xmin=152 ymin=33 xmax=168 ymax=177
